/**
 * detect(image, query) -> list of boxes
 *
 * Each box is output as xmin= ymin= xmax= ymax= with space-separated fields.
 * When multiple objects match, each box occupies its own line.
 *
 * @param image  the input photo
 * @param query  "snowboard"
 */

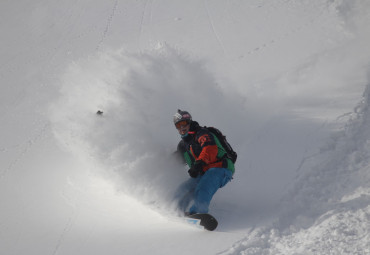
xmin=186 ymin=213 xmax=218 ymax=231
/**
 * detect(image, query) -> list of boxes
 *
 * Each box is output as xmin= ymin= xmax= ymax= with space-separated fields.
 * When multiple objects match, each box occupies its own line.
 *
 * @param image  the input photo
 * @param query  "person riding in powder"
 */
xmin=173 ymin=109 xmax=235 ymax=215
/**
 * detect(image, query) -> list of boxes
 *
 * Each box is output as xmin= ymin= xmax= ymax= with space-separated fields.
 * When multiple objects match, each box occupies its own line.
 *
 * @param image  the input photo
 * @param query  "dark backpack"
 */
xmin=205 ymin=126 xmax=237 ymax=164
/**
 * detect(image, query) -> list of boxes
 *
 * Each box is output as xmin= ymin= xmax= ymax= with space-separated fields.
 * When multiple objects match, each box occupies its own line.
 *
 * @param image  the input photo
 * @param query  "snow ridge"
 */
xmin=222 ymin=81 xmax=370 ymax=254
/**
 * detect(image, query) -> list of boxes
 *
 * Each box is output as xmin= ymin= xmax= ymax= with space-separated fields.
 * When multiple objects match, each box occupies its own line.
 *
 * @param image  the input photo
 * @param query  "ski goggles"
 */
xmin=175 ymin=120 xmax=190 ymax=129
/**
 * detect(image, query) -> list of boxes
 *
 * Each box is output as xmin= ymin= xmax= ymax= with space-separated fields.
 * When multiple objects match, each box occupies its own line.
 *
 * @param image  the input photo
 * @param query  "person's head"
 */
xmin=173 ymin=109 xmax=192 ymax=137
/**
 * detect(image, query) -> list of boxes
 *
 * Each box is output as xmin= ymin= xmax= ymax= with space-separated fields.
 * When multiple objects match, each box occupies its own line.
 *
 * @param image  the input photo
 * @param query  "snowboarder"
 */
xmin=172 ymin=109 xmax=235 ymax=215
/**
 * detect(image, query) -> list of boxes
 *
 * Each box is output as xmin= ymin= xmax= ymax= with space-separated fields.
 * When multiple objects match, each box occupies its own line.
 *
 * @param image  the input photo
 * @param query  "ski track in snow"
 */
xmin=242 ymin=1 xmax=332 ymax=59
xmin=0 ymin=123 xmax=49 ymax=181
xmin=52 ymin=213 xmax=77 ymax=255
xmin=96 ymin=0 xmax=118 ymax=51
xmin=138 ymin=0 xmax=150 ymax=50
xmin=203 ymin=0 xmax=227 ymax=57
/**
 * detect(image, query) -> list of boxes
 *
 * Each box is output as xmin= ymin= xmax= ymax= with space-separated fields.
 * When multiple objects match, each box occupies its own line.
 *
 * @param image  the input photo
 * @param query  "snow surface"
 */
xmin=1 ymin=0 xmax=370 ymax=254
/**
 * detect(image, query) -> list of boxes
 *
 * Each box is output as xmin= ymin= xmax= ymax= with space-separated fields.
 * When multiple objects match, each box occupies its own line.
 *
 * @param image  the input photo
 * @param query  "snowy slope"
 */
xmin=1 ymin=0 xmax=370 ymax=254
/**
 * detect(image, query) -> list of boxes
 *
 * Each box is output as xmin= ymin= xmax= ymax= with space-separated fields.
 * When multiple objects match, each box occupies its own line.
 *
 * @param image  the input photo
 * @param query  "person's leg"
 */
xmin=189 ymin=168 xmax=232 ymax=214
xmin=172 ymin=177 xmax=199 ymax=212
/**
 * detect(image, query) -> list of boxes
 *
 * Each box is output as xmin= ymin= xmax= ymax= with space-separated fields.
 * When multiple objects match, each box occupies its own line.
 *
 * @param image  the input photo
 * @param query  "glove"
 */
xmin=188 ymin=160 xmax=205 ymax=178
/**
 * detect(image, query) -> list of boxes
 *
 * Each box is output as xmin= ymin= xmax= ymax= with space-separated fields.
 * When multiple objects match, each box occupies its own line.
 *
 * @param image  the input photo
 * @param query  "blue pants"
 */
xmin=173 ymin=168 xmax=232 ymax=214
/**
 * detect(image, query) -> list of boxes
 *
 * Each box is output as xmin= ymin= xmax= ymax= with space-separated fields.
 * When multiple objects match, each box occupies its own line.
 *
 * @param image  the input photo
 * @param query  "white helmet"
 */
xmin=173 ymin=109 xmax=192 ymax=125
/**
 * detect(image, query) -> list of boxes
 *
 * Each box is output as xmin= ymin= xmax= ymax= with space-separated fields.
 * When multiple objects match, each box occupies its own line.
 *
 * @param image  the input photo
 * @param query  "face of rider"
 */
xmin=175 ymin=120 xmax=190 ymax=136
